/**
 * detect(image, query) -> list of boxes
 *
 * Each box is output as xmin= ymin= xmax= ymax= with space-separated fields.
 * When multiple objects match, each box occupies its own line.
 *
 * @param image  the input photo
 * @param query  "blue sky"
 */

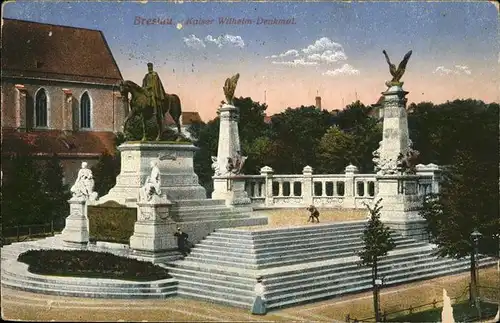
xmin=3 ymin=1 xmax=499 ymax=120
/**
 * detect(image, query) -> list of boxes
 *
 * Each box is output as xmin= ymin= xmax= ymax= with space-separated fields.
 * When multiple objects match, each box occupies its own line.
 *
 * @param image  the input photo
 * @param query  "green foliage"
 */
xmin=39 ymin=154 xmax=71 ymax=224
xmin=316 ymin=126 xmax=356 ymax=173
xmin=18 ymin=249 xmax=171 ymax=281
xmin=269 ymin=106 xmax=333 ymax=173
xmin=359 ymin=198 xmax=396 ymax=267
xmin=91 ymin=152 xmax=121 ymax=198
xmin=1 ymin=154 xmax=67 ymax=227
xmin=88 ymin=201 xmax=137 ymax=244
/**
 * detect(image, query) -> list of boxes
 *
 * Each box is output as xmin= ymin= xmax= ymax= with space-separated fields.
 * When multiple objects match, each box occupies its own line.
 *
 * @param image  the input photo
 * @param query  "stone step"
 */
xmin=170 ymin=271 xmax=253 ymax=290
xmin=1 ymin=280 xmax=177 ymax=299
xmin=1 ymin=274 xmax=177 ymax=295
xmin=177 ymin=285 xmax=253 ymax=305
xmin=265 ymin=260 xmax=473 ymax=307
xmin=217 ymin=221 xmax=367 ymax=236
xmin=264 ymin=246 xmax=436 ymax=280
xmin=171 ymin=199 xmax=226 ymax=208
xmin=265 ymin=256 xmax=460 ymax=298
xmin=166 ymin=260 xmax=254 ymax=278
xmin=176 ymin=289 xmax=251 ymax=308
xmin=191 ymin=239 xmax=425 ymax=266
xmin=174 ymin=279 xmax=254 ymax=298
xmin=211 ymin=225 xmax=368 ymax=241
xmin=177 ymin=213 xmax=253 ymax=222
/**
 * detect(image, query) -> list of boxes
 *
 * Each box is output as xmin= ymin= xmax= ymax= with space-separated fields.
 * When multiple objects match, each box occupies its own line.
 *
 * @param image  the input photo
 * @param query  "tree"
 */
xmin=269 ymin=106 xmax=333 ymax=173
xmin=39 ymin=154 xmax=71 ymax=225
xmin=1 ymin=154 xmax=46 ymax=226
xmin=316 ymin=126 xmax=356 ymax=173
xmin=419 ymin=100 xmax=499 ymax=306
xmin=91 ymin=152 xmax=121 ymax=198
xmin=359 ymin=198 xmax=396 ymax=322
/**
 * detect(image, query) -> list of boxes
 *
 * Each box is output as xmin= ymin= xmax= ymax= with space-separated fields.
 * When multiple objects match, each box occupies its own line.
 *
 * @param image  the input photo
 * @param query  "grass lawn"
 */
xmin=17 ymin=249 xmax=171 ymax=281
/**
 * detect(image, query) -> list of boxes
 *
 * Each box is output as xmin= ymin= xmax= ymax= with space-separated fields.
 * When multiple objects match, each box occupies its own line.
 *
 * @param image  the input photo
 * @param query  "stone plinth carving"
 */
xmin=129 ymin=194 xmax=178 ymax=261
xmin=98 ymin=142 xmax=206 ymax=207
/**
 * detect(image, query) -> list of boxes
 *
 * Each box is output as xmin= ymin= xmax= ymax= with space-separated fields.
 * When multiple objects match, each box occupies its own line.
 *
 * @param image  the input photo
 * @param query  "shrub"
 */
xmin=18 ymin=249 xmax=170 ymax=281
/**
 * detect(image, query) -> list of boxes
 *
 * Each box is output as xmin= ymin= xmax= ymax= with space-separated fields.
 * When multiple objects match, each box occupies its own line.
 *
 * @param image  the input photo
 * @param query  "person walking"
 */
xmin=251 ymin=276 xmax=267 ymax=315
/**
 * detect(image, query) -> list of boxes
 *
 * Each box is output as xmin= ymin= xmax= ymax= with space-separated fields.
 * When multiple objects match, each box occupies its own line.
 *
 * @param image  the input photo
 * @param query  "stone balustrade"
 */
xmin=232 ymin=163 xmax=439 ymax=209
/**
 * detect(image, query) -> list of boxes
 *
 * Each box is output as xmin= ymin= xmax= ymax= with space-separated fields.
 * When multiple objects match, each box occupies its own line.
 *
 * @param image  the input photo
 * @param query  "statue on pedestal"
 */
xmin=120 ymin=62 xmax=183 ymax=141
xmin=223 ymin=73 xmax=240 ymax=106
xmin=383 ymin=50 xmax=412 ymax=87
xmin=139 ymin=160 xmax=162 ymax=202
xmin=70 ymin=162 xmax=98 ymax=201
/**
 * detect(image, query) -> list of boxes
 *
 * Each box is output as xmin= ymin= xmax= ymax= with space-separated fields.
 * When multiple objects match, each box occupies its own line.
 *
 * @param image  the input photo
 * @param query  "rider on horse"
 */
xmin=142 ymin=62 xmax=166 ymax=117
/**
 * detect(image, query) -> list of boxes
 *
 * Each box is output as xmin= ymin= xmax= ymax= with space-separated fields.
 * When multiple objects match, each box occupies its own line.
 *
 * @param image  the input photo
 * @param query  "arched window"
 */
xmin=35 ymin=88 xmax=48 ymax=127
xmin=80 ymin=91 xmax=91 ymax=128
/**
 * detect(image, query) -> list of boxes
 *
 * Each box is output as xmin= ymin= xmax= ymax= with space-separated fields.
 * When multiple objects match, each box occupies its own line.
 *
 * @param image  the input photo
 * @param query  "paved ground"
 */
xmin=2 ymin=266 xmax=498 ymax=322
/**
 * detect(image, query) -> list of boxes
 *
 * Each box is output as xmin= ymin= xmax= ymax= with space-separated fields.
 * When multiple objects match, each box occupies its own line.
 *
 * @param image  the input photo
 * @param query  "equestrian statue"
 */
xmin=119 ymin=62 xmax=183 ymax=141
xmin=382 ymin=49 xmax=412 ymax=87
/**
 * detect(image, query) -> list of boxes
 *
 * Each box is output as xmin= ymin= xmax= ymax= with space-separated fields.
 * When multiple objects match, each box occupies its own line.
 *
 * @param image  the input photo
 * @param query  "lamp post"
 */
xmin=471 ymin=229 xmax=482 ymax=319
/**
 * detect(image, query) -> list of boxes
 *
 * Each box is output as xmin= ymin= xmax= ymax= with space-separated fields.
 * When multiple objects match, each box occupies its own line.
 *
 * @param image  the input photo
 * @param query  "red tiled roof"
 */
xmin=1 ymin=129 xmax=116 ymax=157
xmin=165 ymin=111 xmax=202 ymax=126
xmin=1 ymin=19 xmax=123 ymax=85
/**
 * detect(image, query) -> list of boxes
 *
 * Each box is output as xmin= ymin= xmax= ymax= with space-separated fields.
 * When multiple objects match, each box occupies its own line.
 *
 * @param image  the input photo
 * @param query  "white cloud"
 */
xmin=322 ymin=64 xmax=360 ymax=76
xmin=454 ymin=65 xmax=471 ymax=75
xmin=266 ymin=37 xmax=347 ymax=67
xmin=183 ymin=34 xmax=206 ymax=49
xmin=308 ymin=49 xmax=347 ymax=63
xmin=205 ymin=34 xmax=245 ymax=48
xmin=266 ymin=49 xmax=300 ymax=59
xmin=271 ymin=58 xmax=319 ymax=66
xmin=302 ymin=37 xmax=344 ymax=54
xmin=433 ymin=65 xmax=472 ymax=75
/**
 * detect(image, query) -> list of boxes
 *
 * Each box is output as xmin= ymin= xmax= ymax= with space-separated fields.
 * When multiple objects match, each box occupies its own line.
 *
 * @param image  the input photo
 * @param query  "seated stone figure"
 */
xmin=139 ymin=160 xmax=162 ymax=202
xmin=70 ymin=162 xmax=98 ymax=201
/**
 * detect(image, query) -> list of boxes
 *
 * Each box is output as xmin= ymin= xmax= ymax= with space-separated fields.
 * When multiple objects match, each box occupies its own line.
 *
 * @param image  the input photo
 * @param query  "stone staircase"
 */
xmin=167 ymin=221 xmax=496 ymax=309
xmin=170 ymin=199 xmax=254 ymax=222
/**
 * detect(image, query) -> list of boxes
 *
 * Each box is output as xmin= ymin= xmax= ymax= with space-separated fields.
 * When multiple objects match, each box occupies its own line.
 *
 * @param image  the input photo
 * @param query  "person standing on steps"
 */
xmin=251 ymin=276 xmax=267 ymax=315
xmin=174 ymin=227 xmax=190 ymax=256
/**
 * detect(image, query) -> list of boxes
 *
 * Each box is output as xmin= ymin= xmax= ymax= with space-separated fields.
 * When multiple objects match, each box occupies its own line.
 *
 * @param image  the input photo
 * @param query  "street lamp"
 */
xmin=471 ymin=229 xmax=482 ymax=318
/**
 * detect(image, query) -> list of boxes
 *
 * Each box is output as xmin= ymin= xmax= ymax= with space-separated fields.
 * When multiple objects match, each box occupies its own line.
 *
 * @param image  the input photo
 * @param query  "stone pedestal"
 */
xmin=376 ymin=175 xmax=427 ymax=241
xmin=61 ymin=198 xmax=89 ymax=247
xmin=373 ymin=85 xmax=414 ymax=175
xmin=129 ymin=195 xmax=180 ymax=263
xmin=212 ymin=176 xmax=251 ymax=206
xmin=214 ymin=104 xmax=241 ymax=173
xmin=99 ymin=142 xmax=206 ymax=207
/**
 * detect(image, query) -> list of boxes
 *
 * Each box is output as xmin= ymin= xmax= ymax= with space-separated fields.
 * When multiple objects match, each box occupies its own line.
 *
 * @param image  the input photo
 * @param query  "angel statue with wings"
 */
xmin=382 ymin=50 xmax=412 ymax=87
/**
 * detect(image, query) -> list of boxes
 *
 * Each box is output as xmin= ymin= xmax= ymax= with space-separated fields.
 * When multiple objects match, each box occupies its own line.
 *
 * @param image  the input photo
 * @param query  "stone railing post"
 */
xmin=416 ymin=163 xmax=441 ymax=194
xmin=260 ymin=166 xmax=274 ymax=206
xmin=344 ymin=164 xmax=359 ymax=208
xmin=302 ymin=165 xmax=313 ymax=206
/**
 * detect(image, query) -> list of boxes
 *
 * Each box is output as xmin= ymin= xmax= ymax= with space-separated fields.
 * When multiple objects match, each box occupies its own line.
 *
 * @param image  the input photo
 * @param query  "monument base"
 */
xmin=129 ymin=196 xmax=178 ymax=254
xmin=61 ymin=198 xmax=89 ymax=245
xmin=376 ymin=175 xmax=428 ymax=241
xmin=212 ymin=177 xmax=251 ymax=206
xmin=99 ymin=142 xmax=207 ymax=207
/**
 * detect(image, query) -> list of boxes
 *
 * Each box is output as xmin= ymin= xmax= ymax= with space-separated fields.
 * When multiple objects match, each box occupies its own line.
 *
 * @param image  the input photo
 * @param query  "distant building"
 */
xmin=315 ymin=96 xmax=322 ymax=110
xmin=1 ymin=19 xmax=127 ymax=185
xmin=164 ymin=111 xmax=202 ymax=140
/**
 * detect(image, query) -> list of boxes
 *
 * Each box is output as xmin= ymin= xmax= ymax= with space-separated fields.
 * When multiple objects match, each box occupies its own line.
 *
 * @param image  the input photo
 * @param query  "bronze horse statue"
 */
xmin=119 ymin=80 xmax=182 ymax=141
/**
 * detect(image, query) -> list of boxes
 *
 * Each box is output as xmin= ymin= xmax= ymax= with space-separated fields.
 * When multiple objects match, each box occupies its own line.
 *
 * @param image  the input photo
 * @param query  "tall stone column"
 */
xmin=211 ymin=74 xmax=251 ymax=206
xmin=372 ymin=85 xmax=414 ymax=174
xmin=373 ymin=83 xmax=426 ymax=240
